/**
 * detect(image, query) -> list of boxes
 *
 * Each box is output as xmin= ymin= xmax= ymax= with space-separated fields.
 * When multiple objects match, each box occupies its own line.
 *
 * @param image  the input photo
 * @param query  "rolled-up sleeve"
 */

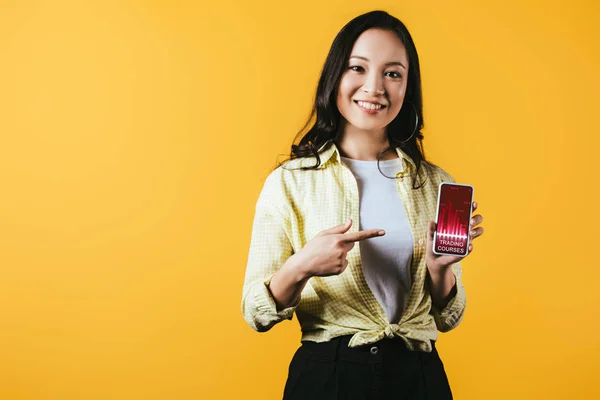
xmin=432 ymin=261 xmax=467 ymax=332
xmin=241 ymin=182 xmax=297 ymax=332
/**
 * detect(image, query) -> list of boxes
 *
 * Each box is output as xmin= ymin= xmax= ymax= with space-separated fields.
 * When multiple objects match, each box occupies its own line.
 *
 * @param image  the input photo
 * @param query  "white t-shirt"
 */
xmin=341 ymin=156 xmax=414 ymax=324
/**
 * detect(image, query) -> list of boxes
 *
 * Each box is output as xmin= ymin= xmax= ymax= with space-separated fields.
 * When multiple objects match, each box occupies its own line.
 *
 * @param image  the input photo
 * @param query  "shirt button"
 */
xmin=418 ymin=239 xmax=424 ymax=245
xmin=370 ymin=346 xmax=379 ymax=355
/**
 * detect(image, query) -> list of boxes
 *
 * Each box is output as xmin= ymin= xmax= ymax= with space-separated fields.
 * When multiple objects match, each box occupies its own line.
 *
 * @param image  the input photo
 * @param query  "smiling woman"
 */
xmin=241 ymin=10 xmax=484 ymax=400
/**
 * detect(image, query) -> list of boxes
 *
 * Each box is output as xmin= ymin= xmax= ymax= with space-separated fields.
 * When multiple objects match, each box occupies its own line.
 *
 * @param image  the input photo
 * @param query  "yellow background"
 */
xmin=1 ymin=0 xmax=598 ymax=398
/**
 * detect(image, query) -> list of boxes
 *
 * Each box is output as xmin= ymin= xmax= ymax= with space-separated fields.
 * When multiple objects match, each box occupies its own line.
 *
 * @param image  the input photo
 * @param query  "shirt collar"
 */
xmin=309 ymin=140 xmax=417 ymax=171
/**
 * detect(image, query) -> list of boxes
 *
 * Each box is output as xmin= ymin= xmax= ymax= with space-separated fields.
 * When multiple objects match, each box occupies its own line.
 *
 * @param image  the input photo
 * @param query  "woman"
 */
xmin=241 ymin=10 xmax=484 ymax=399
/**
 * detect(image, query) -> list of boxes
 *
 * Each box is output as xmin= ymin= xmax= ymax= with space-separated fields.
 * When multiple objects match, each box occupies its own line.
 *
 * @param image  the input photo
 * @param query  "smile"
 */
xmin=354 ymin=100 xmax=386 ymax=113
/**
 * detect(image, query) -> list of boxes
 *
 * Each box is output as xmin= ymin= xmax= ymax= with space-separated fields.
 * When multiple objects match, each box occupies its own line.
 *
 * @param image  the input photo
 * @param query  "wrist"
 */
xmin=285 ymin=254 xmax=313 ymax=282
xmin=426 ymin=263 xmax=457 ymax=310
xmin=426 ymin=260 xmax=451 ymax=277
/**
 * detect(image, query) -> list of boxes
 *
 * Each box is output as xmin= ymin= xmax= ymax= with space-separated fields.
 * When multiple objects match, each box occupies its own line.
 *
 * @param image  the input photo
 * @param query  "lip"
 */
xmin=354 ymin=99 xmax=386 ymax=106
xmin=354 ymin=100 xmax=387 ymax=114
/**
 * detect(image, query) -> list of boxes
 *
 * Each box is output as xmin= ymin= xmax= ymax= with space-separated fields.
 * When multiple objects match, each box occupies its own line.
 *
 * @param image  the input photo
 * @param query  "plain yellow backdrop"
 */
xmin=1 ymin=0 xmax=599 ymax=399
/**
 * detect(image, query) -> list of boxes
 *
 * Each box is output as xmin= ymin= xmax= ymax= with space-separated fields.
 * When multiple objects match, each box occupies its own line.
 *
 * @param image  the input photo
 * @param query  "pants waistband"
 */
xmin=301 ymin=335 xmax=436 ymax=364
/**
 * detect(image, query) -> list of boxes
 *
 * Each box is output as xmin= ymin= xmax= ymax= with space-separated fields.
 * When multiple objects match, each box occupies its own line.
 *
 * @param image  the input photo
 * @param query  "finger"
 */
xmin=468 ymin=243 xmax=474 ymax=253
xmin=320 ymin=219 xmax=353 ymax=236
xmin=469 ymin=226 xmax=484 ymax=239
xmin=338 ymin=258 xmax=348 ymax=274
xmin=472 ymin=201 xmax=478 ymax=211
xmin=343 ymin=229 xmax=385 ymax=243
xmin=342 ymin=241 xmax=356 ymax=252
xmin=470 ymin=214 xmax=483 ymax=227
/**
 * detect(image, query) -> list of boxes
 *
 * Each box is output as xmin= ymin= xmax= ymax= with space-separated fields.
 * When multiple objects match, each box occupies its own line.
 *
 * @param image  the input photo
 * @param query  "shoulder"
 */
xmin=254 ymin=167 xmax=290 ymax=219
xmin=420 ymin=160 xmax=456 ymax=185
xmin=257 ymin=162 xmax=315 ymax=212
xmin=268 ymin=155 xmax=325 ymax=186
xmin=258 ymin=167 xmax=286 ymax=203
xmin=263 ymin=158 xmax=315 ymax=186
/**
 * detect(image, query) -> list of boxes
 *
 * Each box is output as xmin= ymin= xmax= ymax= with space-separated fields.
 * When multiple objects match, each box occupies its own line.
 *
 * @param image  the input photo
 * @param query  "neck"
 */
xmin=335 ymin=121 xmax=398 ymax=161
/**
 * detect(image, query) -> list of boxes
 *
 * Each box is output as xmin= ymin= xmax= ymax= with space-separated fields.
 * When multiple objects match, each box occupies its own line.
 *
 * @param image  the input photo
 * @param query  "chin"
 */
xmin=347 ymin=119 xmax=388 ymax=132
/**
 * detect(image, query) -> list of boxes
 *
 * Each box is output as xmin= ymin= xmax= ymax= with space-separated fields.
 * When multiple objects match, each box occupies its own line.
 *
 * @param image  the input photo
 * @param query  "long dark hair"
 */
xmin=279 ymin=10 xmax=429 ymax=188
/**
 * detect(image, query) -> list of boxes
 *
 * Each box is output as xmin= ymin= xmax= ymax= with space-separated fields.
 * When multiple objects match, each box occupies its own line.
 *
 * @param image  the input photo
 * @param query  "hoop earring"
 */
xmin=396 ymin=100 xmax=419 ymax=144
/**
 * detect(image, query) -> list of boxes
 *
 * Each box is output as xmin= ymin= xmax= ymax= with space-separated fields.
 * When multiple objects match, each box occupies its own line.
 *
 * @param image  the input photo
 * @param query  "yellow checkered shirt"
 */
xmin=241 ymin=141 xmax=466 ymax=352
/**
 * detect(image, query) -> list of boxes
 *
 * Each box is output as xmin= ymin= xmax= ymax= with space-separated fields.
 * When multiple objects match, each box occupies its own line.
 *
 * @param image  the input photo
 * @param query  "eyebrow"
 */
xmin=349 ymin=55 xmax=406 ymax=69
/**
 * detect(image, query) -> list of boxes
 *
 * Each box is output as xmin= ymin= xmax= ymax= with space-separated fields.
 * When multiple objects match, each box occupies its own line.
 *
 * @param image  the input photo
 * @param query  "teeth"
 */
xmin=357 ymin=101 xmax=383 ymax=110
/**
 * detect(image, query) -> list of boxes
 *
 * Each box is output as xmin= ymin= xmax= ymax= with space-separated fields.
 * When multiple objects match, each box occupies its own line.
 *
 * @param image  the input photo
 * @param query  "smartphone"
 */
xmin=433 ymin=182 xmax=475 ymax=257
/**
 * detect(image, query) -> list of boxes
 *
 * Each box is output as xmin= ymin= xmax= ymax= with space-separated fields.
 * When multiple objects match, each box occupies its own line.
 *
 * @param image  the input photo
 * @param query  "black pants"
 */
xmin=283 ymin=335 xmax=453 ymax=400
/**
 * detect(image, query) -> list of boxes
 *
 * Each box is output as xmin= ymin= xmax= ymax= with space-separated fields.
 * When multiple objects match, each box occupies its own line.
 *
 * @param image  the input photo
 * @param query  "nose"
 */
xmin=362 ymin=71 xmax=385 ymax=95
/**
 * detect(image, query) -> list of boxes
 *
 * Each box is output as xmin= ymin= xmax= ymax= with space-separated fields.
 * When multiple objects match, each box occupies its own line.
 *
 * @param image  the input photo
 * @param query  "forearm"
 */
xmin=268 ymin=254 xmax=311 ymax=310
xmin=427 ymin=265 xmax=457 ymax=310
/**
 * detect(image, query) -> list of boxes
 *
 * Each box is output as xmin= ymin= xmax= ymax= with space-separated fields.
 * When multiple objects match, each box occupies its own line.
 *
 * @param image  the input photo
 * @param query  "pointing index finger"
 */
xmin=343 ymin=229 xmax=386 ymax=242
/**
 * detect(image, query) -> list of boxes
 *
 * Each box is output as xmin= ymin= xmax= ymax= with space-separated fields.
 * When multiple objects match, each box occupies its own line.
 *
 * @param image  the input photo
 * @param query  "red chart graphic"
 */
xmin=436 ymin=185 xmax=472 ymax=255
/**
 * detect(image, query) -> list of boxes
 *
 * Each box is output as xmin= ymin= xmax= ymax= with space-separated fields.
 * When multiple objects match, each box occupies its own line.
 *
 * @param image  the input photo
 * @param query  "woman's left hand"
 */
xmin=426 ymin=201 xmax=484 ymax=272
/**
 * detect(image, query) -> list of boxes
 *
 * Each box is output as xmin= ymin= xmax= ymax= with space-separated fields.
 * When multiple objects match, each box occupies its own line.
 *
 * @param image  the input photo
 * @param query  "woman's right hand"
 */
xmin=267 ymin=219 xmax=385 ymax=310
xmin=293 ymin=219 xmax=385 ymax=278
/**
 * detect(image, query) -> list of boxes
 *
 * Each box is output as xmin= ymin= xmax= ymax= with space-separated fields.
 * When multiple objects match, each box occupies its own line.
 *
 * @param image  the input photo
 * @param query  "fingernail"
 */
xmin=378 ymin=230 xmax=385 ymax=236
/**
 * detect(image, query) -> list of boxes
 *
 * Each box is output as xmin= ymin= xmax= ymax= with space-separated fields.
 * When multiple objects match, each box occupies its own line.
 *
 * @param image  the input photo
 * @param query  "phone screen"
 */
xmin=434 ymin=183 xmax=474 ymax=257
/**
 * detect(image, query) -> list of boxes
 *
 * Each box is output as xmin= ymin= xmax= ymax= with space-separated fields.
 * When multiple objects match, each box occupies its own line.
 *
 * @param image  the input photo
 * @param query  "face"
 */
xmin=336 ymin=28 xmax=409 ymax=135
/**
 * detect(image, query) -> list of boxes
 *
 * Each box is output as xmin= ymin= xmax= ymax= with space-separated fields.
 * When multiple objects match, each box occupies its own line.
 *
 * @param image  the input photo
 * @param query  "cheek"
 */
xmin=388 ymin=84 xmax=407 ymax=107
xmin=389 ymin=81 xmax=407 ymax=97
xmin=338 ymin=74 xmax=362 ymax=98
xmin=337 ymin=77 xmax=355 ymax=111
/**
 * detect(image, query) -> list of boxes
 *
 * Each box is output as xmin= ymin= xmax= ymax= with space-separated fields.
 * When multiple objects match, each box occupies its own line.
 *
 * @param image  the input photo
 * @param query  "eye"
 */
xmin=385 ymin=71 xmax=402 ymax=79
xmin=349 ymin=65 xmax=364 ymax=72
